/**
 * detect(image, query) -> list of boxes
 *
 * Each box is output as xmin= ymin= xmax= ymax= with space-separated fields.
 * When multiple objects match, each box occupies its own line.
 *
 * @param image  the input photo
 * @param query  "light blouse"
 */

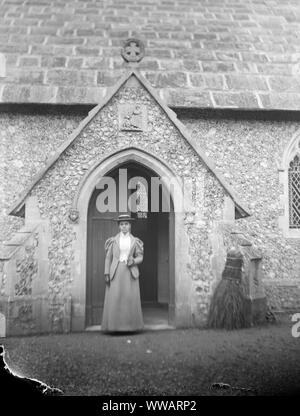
xmin=119 ymin=232 xmax=131 ymax=262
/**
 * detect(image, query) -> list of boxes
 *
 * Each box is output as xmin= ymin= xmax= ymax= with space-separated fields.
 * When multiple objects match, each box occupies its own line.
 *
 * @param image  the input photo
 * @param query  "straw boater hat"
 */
xmin=116 ymin=213 xmax=135 ymax=222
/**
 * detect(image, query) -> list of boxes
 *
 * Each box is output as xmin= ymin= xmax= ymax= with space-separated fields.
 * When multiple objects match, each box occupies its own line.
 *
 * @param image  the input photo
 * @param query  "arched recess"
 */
xmin=69 ymin=147 xmax=191 ymax=331
xmin=279 ymin=130 xmax=300 ymax=238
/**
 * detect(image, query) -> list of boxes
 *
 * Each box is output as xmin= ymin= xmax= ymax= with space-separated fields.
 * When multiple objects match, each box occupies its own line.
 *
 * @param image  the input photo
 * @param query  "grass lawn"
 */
xmin=1 ymin=314 xmax=300 ymax=396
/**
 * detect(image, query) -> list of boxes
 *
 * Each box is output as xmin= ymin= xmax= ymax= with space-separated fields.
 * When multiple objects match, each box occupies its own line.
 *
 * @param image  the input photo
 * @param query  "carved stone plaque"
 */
xmin=69 ymin=208 xmax=79 ymax=223
xmin=118 ymin=104 xmax=147 ymax=132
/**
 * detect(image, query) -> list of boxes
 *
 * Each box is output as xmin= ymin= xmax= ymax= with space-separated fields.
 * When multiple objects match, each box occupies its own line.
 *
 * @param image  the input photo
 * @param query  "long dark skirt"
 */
xmin=101 ymin=261 xmax=144 ymax=332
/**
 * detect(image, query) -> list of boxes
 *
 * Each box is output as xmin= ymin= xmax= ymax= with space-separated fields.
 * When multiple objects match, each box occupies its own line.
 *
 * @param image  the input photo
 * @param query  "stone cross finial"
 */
xmin=121 ymin=38 xmax=145 ymax=64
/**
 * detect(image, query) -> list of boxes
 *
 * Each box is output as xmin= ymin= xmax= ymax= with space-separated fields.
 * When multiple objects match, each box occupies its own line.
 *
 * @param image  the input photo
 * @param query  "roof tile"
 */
xmin=0 ymin=0 xmax=299 ymax=109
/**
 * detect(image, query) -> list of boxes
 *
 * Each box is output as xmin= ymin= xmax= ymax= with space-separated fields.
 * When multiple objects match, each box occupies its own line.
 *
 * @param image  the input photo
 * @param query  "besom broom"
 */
xmin=207 ymin=247 xmax=248 ymax=330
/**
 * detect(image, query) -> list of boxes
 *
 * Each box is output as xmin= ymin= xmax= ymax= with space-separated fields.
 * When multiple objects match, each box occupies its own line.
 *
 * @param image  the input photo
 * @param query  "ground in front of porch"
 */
xmin=1 ymin=314 xmax=300 ymax=396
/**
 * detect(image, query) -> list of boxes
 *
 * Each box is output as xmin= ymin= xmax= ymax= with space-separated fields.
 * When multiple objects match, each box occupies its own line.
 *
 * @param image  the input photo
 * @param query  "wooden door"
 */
xmin=132 ymin=213 xmax=158 ymax=304
xmin=85 ymin=165 xmax=164 ymax=326
xmin=86 ymin=189 xmax=118 ymax=326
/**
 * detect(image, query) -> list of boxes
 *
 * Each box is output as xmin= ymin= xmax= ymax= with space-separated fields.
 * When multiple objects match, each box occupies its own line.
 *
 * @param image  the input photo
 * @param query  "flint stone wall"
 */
xmin=0 ymin=103 xmax=299 ymax=324
xmin=184 ymin=116 xmax=300 ymax=283
xmin=0 ymin=111 xmax=82 ymax=249
xmin=25 ymin=80 xmax=228 ymax=326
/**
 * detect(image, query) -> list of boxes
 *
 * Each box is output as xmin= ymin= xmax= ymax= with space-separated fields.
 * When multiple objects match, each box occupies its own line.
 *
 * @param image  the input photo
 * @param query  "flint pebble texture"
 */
xmin=184 ymin=118 xmax=300 ymax=284
xmin=0 ymin=112 xmax=82 ymax=249
xmin=0 ymin=86 xmax=299 ymax=321
xmin=25 ymin=81 xmax=226 ymax=321
xmin=14 ymin=232 xmax=38 ymax=296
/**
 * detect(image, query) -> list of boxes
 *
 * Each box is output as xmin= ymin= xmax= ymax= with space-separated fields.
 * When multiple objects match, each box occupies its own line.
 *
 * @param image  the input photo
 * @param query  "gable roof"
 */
xmin=0 ymin=0 xmax=299 ymax=110
xmin=8 ymin=68 xmax=250 ymax=219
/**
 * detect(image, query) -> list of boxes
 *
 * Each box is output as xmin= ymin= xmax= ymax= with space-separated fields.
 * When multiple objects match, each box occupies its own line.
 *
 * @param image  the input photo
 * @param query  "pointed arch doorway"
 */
xmin=85 ymin=160 xmax=175 ymax=329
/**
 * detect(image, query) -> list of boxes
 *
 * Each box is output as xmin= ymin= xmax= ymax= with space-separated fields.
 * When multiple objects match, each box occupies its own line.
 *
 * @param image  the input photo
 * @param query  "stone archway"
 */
xmin=85 ymin=161 xmax=173 ymax=328
xmin=69 ymin=147 xmax=191 ymax=331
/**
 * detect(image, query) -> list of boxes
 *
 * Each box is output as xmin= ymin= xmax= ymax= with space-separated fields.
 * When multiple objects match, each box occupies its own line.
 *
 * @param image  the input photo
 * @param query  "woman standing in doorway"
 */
xmin=101 ymin=214 xmax=144 ymax=333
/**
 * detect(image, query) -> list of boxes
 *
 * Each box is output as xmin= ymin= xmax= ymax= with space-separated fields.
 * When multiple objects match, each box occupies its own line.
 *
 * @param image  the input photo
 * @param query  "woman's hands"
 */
xmin=105 ymin=257 xmax=135 ymax=285
xmin=126 ymin=256 xmax=135 ymax=267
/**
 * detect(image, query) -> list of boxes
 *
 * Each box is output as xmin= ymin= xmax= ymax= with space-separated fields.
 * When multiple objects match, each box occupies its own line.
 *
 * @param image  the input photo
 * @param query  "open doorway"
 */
xmin=85 ymin=161 xmax=175 ymax=329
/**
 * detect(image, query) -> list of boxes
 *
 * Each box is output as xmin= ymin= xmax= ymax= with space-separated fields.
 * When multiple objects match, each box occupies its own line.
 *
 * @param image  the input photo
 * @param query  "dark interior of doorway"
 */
xmin=85 ymin=161 xmax=174 ymax=330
